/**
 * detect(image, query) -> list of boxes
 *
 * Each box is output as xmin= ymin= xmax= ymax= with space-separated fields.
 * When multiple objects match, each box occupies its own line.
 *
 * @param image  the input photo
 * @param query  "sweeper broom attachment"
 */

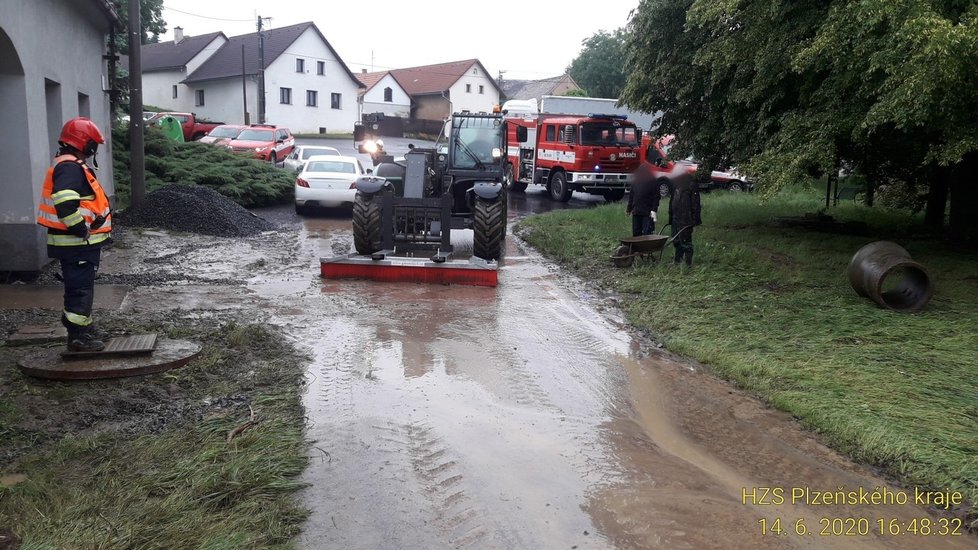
xmin=320 ymin=253 xmax=498 ymax=287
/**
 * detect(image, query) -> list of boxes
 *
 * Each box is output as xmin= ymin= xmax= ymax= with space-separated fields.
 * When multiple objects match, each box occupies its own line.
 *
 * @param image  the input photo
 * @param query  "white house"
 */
xmin=0 ymin=0 xmax=117 ymax=271
xmin=358 ymin=70 xmax=410 ymax=118
xmin=140 ymin=28 xmax=227 ymax=112
xmin=390 ymin=59 xmax=501 ymax=122
xmin=177 ymin=22 xmax=364 ymax=134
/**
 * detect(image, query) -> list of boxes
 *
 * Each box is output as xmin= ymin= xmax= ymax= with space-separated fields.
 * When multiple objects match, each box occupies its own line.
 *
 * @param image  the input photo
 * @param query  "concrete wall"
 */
xmin=448 ymin=65 xmax=499 ymax=115
xmin=361 ymin=74 xmax=410 ymax=118
xmin=143 ymin=69 xmax=187 ymax=111
xmin=261 ymin=27 xmax=360 ymax=134
xmin=188 ymin=77 xmax=258 ymax=127
xmin=0 ymin=0 xmax=114 ymax=271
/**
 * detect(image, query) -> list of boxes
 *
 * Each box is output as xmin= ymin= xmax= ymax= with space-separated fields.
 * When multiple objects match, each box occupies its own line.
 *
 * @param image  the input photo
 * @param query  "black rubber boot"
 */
xmin=67 ymin=331 xmax=105 ymax=352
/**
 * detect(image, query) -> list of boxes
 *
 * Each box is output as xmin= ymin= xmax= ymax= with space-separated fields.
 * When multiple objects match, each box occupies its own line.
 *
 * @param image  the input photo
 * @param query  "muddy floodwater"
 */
xmin=235 ymin=210 xmax=972 ymax=550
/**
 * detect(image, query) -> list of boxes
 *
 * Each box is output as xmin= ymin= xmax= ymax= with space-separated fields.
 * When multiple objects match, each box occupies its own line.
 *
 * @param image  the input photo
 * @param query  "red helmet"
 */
xmin=58 ymin=117 xmax=105 ymax=156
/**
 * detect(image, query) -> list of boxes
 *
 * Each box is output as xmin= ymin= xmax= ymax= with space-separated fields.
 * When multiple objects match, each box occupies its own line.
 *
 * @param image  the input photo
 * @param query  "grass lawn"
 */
xmin=0 ymin=323 xmax=308 ymax=549
xmin=517 ymin=189 xmax=978 ymax=524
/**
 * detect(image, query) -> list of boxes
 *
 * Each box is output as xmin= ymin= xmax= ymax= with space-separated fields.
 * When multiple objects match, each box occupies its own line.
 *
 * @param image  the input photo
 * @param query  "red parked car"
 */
xmin=225 ymin=124 xmax=295 ymax=163
xmin=641 ymin=135 xmax=754 ymax=196
xmin=198 ymin=124 xmax=246 ymax=146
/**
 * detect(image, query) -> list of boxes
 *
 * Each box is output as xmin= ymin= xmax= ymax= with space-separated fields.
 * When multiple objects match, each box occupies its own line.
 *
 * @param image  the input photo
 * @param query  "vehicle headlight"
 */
xmin=491 ymin=147 xmax=502 ymax=159
xmin=375 ymin=139 xmax=384 ymax=149
xmin=363 ymin=140 xmax=378 ymax=154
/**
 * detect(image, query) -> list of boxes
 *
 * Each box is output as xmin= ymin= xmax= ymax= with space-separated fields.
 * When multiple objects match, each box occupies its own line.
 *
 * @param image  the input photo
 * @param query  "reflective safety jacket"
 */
xmin=37 ymin=155 xmax=112 ymax=246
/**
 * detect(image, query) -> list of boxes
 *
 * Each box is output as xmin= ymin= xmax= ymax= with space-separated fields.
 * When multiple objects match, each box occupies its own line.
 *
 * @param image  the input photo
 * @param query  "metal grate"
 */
xmin=62 ymin=334 xmax=158 ymax=358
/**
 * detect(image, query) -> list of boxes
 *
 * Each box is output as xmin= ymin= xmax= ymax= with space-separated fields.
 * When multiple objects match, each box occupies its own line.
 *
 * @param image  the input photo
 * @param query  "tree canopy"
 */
xmin=567 ymin=29 xmax=628 ymax=99
xmin=112 ymin=0 xmax=166 ymax=55
xmin=621 ymin=0 xmax=978 ymax=240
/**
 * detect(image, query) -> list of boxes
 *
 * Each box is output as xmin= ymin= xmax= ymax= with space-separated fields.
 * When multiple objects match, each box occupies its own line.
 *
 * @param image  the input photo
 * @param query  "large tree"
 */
xmin=621 ymin=0 xmax=978 ymax=241
xmin=567 ymin=29 xmax=628 ymax=99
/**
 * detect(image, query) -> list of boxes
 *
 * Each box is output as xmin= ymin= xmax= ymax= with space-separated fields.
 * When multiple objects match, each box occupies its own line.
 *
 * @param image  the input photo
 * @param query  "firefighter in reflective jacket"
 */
xmin=36 ymin=117 xmax=112 ymax=352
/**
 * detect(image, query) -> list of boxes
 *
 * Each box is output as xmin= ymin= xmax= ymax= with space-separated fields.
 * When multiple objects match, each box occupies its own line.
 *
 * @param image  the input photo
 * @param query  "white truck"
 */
xmin=538 ymin=95 xmax=662 ymax=130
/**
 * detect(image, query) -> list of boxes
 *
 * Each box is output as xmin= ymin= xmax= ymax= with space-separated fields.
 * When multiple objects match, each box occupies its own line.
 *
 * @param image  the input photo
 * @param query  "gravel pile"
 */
xmin=119 ymin=184 xmax=275 ymax=237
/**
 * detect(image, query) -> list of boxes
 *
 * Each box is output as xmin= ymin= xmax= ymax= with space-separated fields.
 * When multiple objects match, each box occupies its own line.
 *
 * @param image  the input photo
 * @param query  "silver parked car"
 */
xmin=283 ymin=145 xmax=341 ymax=172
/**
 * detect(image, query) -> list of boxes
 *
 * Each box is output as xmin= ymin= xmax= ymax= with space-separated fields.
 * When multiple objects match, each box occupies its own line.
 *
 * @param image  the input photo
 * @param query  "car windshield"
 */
xmin=302 ymin=148 xmax=339 ymax=159
xmin=580 ymin=122 xmax=639 ymax=146
xmin=209 ymin=126 xmax=242 ymax=138
xmin=306 ymin=160 xmax=356 ymax=174
xmin=235 ymin=129 xmax=274 ymax=141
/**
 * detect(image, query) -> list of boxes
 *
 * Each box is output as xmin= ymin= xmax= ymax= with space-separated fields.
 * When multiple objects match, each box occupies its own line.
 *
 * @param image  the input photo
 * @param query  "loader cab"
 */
xmin=446 ymin=114 xmax=507 ymax=172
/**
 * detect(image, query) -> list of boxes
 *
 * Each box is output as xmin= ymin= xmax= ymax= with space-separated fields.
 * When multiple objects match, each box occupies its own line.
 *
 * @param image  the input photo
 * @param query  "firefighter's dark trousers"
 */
xmin=672 ymin=225 xmax=694 ymax=266
xmin=54 ymin=246 xmax=102 ymax=337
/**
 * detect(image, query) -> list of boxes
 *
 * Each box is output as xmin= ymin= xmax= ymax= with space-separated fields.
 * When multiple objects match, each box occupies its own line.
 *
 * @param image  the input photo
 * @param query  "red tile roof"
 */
xmin=357 ymin=71 xmax=390 ymax=92
xmin=389 ymin=59 xmax=500 ymax=96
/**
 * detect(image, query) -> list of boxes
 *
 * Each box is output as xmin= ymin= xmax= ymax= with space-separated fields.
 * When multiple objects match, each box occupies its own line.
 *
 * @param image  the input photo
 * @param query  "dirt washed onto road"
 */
xmin=235 ymin=217 xmax=972 ymax=549
xmin=94 ymin=212 xmax=975 ymax=549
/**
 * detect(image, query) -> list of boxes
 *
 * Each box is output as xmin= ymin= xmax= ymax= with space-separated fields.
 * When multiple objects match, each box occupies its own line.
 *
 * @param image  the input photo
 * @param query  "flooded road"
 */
xmin=241 ymin=200 xmax=974 ymax=550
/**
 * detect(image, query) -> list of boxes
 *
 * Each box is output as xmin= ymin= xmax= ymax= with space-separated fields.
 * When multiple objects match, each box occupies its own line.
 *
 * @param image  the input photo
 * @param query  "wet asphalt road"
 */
xmin=245 ymin=157 xmax=974 ymax=549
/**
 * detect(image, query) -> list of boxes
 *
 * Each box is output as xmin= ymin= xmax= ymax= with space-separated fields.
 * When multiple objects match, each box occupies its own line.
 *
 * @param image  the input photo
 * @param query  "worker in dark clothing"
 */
xmin=626 ymin=163 xmax=661 ymax=236
xmin=668 ymin=173 xmax=702 ymax=266
xmin=36 ymin=117 xmax=112 ymax=352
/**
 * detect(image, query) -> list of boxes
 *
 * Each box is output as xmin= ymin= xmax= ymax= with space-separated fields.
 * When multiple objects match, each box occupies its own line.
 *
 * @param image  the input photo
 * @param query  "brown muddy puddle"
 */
xmin=119 ymin=221 xmax=974 ymax=549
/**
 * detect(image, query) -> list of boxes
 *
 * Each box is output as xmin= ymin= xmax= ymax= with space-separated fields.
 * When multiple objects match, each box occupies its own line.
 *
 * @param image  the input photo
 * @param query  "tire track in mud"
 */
xmin=397 ymin=420 xmax=513 ymax=549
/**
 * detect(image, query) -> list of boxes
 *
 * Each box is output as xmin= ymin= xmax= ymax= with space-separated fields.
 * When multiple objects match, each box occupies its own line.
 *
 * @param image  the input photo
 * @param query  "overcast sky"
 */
xmin=159 ymin=0 xmax=638 ymax=81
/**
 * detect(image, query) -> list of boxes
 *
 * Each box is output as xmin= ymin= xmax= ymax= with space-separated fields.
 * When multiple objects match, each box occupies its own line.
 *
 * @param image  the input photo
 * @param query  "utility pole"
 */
xmin=241 ymin=44 xmax=249 ymax=124
xmin=257 ymin=15 xmax=266 ymax=124
xmin=128 ymin=0 xmax=145 ymax=206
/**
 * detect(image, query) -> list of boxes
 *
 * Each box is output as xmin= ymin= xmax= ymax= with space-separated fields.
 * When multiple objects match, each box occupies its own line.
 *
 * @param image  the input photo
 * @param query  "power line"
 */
xmin=163 ymin=6 xmax=252 ymax=23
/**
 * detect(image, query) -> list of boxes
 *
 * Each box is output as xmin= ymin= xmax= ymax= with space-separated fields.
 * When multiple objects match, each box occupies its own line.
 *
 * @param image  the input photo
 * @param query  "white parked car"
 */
xmin=283 ymin=145 xmax=341 ymax=172
xmin=294 ymin=155 xmax=366 ymax=214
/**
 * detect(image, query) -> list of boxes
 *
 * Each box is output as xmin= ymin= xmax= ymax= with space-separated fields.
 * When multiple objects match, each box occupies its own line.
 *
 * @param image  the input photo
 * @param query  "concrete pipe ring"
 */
xmin=846 ymin=241 xmax=934 ymax=311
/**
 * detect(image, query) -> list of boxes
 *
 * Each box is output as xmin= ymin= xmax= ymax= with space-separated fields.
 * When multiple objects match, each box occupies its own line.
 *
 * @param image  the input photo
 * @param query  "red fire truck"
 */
xmin=504 ymin=112 xmax=643 ymax=202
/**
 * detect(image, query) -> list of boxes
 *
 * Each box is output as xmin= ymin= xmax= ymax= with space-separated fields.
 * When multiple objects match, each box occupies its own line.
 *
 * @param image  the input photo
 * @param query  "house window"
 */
xmin=466 ymin=84 xmax=471 ymax=93
xmin=78 ymin=93 xmax=90 ymax=118
xmin=383 ymin=87 xmax=393 ymax=102
xmin=280 ymin=87 xmax=292 ymax=105
xmin=296 ymin=58 xmax=305 ymax=73
xmin=172 ymin=85 xmax=178 ymax=99
xmin=472 ymin=68 xmax=477 ymax=75
xmin=331 ymin=92 xmax=341 ymax=109
xmin=479 ymin=85 xmax=484 ymax=94
xmin=317 ymin=61 xmax=325 ymax=75
xmin=195 ymin=89 xmax=204 ymax=106
xmin=545 ymin=125 xmax=556 ymax=141
xmin=306 ymin=90 xmax=318 ymax=107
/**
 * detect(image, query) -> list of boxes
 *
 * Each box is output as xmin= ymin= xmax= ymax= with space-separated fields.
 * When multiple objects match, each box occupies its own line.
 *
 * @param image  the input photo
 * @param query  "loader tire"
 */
xmin=473 ymin=197 xmax=505 ymax=261
xmin=353 ymin=192 xmax=382 ymax=254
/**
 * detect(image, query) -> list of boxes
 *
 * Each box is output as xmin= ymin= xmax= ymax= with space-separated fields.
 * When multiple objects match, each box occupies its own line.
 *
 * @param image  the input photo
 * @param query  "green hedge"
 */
xmin=112 ymin=126 xmax=295 ymax=209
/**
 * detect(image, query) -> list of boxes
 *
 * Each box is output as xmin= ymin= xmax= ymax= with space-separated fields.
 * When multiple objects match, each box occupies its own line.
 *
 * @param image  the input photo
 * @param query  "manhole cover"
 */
xmin=18 ymin=339 xmax=201 ymax=380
